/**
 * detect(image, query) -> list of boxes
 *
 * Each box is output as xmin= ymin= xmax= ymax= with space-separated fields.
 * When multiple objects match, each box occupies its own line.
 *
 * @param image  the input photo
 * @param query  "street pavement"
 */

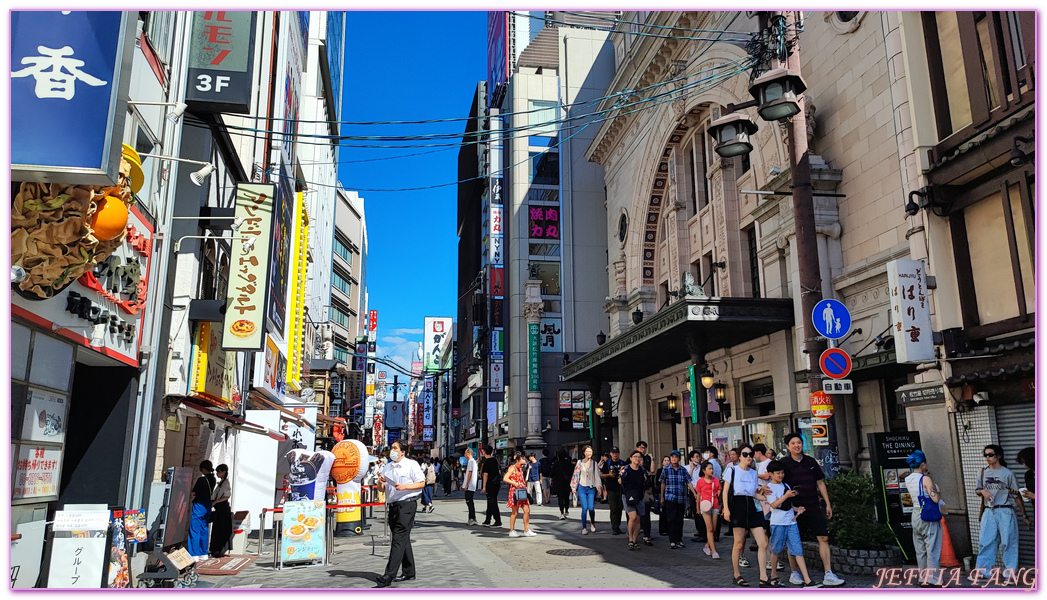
xmin=198 ymin=489 xmax=887 ymax=589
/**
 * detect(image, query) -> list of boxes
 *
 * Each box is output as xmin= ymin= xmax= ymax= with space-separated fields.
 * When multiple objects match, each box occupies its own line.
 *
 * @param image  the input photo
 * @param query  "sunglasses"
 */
xmin=984 ymin=453 xmax=996 ymax=458
xmin=741 ymin=451 xmax=753 ymax=458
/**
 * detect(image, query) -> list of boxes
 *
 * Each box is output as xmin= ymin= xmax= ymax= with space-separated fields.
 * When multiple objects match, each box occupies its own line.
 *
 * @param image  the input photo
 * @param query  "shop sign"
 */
xmin=490 ymin=266 xmax=504 ymax=297
xmin=368 ymin=310 xmax=377 ymax=331
xmin=280 ymin=500 xmax=325 ymax=565
xmin=490 ymin=206 xmax=503 ymax=235
xmin=490 ymin=329 xmax=504 ymax=361
xmin=896 ymin=382 xmax=946 ymax=405
xmin=528 ymin=205 xmax=559 ymax=239
xmin=190 ymin=322 xmax=236 ymax=409
xmin=490 ymin=361 xmax=504 ymax=391
xmin=48 ymin=508 xmax=109 ymax=588
xmin=423 ymin=317 xmax=452 ymax=372
xmin=887 ymin=259 xmax=934 ymax=363
xmin=385 ymin=402 xmax=405 ymax=429
xmin=868 ymin=431 xmax=922 ymax=560
xmin=185 ymin=11 xmax=256 ymax=113
xmin=495 ymin=438 xmax=509 ymax=450
xmin=451 ymin=408 xmax=461 ymax=418
xmin=285 ymin=192 xmax=309 ymax=392
xmin=12 ymin=204 xmax=154 ymax=367
xmin=13 ymin=445 xmax=62 ymax=500
xmin=422 ymin=427 xmax=434 ymax=442
xmin=253 ymin=335 xmax=286 ymax=399
xmin=12 ymin=11 xmax=135 ymax=185
xmin=345 ymin=371 xmax=363 ymax=404
xmin=810 ymin=391 xmax=834 ymax=418
xmin=21 ymin=387 xmax=68 ymax=444
xmin=528 ymin=323 xmax=540 ymax=391
xmin=540 ymin=317 xmax=562 ymax=352
xmin=422 ymin=377 xmax=435 ymax=426
xmin=222 ymin=183 xmax=275 ymax=350
xmin=489 ymin=235 xmax=502 ymax=265
xmin=266 ymin=170 xmax=294 ymax=338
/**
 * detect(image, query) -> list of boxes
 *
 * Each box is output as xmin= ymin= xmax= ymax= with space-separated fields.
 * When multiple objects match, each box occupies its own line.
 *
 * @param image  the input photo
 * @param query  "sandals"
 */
xmin=628 ymin=541 xmax=639 ymax=551
xmin=734 ymin=576 xmax=750 ymax=587
xmin=759 ymin=579 xmax=773 ymax=588
xmin=669 ymin=543 xmax=679 ymax=549
xmin=643 ymin=538 xmax=653 ymax=546
xmin=769 ymin=578 xmax=787 ymax=588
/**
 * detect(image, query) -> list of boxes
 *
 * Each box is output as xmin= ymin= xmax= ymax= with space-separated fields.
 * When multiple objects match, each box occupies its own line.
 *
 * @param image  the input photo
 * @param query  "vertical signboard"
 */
xmin=285 ymin=194 xmax=309 ymax=391
xmin=887 ymin=259 xmax=934 ymax=363
xmin=539 ymin=317 xmax=562 ymax=352
xmin=267 ymin=172 xmax=294 ymax=338
xmin=528 ymin=323 xmax=540 ymax=391
xmin=222 ymin=183 xmax=275 ymax=350
xmin=422 ymin=377 xmax=435 ymax=427
xmin=11 ymin=10 xmax=135 ymax=184
xmin=184 ymin=11 xmax=257 ymax=113
xmin=869 ymin=432 xmax=921 ymax=560
xmin=486 ymin=11 xmax=509 ymax=107
xmin=190 ymin=322 xmax=236 ymax=409
xmin=423 ymin=317 xmax=453 ymax=372
xmin=490 ymin=362 xmax=503 ymax=391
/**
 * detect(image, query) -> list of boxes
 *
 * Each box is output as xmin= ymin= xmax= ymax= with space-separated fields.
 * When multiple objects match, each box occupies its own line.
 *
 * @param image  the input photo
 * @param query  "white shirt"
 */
xmin=382 ymin=457 xmax=425 ymax=503
xmin=464 ymin=458 xmax=478 ymax=492
xmin=686 ymin=462 xmax=703 ymax=489
xmin=724 ymin=465 xmax=759 ymax=496
xmin=765 ymin=482 xmax=796 ymax=526
xmin=211 ymin=478 xmax=231 ymax=503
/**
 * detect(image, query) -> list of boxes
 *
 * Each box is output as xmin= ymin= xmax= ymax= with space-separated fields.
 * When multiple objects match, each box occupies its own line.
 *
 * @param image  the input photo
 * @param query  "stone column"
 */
xmin=522 ymin=277 xmax=546 ymax=449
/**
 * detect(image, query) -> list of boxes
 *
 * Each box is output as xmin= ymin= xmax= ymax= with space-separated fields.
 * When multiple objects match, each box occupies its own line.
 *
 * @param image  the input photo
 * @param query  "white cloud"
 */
xmin=388 ymin=328 xmax=423 ymax=336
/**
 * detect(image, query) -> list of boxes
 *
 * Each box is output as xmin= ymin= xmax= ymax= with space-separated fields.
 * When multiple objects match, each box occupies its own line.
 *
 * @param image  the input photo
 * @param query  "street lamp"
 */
xmin=667 ymin=393 xmax=678 ymax=412
xmin=138 ymin=153 xmax=216 ymax=186
xmin=749 ymin=68 xmax=807 ymax=121
xmin=632 ymin=307 xmax=643 ymax=324
xmin=706 ymin=113 xmax=759 ymax=158
xmin=596 ymin=331 xmax=606 ymax=345
xmin=127 ymin=100 xmax=188 ymax=123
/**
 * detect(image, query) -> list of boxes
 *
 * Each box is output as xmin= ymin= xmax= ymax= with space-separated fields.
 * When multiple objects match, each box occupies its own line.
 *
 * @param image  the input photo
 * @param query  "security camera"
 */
xmin=973 ymin=391 xmax=989 ymax=404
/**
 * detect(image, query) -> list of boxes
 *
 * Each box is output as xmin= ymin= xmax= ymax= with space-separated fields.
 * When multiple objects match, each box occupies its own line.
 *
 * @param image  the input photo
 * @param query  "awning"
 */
xmin=178 ymin=401 xmax=288 ymax=442
xmin=315 ymin=414 xmax=345 ymax=425
xmin=562 ymin=295 xmax=794 ymax=383
xmin=248 ymin=392 xmax=316 ymax=430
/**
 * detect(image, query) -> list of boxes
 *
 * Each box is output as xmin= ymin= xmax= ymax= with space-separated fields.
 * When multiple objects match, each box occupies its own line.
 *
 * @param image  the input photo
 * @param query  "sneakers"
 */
xmin=703 ymin=547 xmax=712 ymax=556
xmin=523 ymin=530 xmax=537 ymax=537
xmin=712 ymin=552 xmax=721 ymax=559
xmin=803 ymin=581 xmax=823 ymax=588
xmin=482 ymin=522 xmax=490 ymax=527
xmin=822 ymin=571 xmax=845 ymax=587
xmin=766 ymin=560 xmax=784 ymax=570
xmin=509 ymin=530 xmax=520 ymax=538
xmin=669 ymin=543 xmax=679 ymax=549
xmin=612 ymin=528 xmax=624 ymax=535
xmin=428 ymin=506 xmax=435 ymax=513
xmin=789 ymin=572 xmax=804 ymax=586
xmin=468 ymin=519 xmax=478 ymax=526
xmin=559 ymin=514 xmax=567 ymax=520
xmin=738 ymin=556 xmax=751 ymax=568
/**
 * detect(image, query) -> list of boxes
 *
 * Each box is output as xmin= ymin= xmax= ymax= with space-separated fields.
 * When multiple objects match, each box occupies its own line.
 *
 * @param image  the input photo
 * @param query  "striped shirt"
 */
xmin=660 ymin=465 xmax=690 ymax=503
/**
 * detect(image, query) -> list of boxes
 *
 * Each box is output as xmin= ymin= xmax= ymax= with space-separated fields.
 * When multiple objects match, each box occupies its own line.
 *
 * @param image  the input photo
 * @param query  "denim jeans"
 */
xmin=578 ymin=486 xmax=596 ymax=528
xmin=975 ymin=507 xmax=1019 ymax=578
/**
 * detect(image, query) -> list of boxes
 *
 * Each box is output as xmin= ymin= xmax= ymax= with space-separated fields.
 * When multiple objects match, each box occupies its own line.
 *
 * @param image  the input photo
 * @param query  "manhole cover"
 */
xmin=546 ymin=548 xmax=603 ymax=557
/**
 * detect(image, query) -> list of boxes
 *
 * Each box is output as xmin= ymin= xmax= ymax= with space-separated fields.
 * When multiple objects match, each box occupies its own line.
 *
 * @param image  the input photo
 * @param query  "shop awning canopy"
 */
xmin=178 ymin=400 xmax=288 ymax=441
xmin=562 ymin=295 xmax=794 ymax=383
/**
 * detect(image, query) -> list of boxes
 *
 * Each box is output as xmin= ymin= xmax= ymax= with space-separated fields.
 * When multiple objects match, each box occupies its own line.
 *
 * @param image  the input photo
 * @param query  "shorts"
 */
xmin=728 ymin=494 xmax=766 ymax=530
xmin=795 ymin=505 xmax=829 ymax=539
xmin=769 ymin=523 xmax=803 ymax=556
xmin=700 ymin=507 xmax=721 ymax=515
xmin=625 ymin=499 xmax=646 ymax=516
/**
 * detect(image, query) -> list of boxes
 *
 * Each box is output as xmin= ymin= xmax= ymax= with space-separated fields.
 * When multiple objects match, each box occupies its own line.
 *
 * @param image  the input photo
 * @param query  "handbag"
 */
xmin=918 ymin=474 xmax=942 ymax=522
xmin=514 ymin=488 xmax=529 ymax=502
xmin=571 ymin=491 xmax=579 ymax=508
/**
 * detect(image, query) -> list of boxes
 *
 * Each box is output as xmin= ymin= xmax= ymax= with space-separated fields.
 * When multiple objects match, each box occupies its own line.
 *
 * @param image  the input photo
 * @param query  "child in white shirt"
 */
xmin=764 ymin=461 xmax=819 ymax=587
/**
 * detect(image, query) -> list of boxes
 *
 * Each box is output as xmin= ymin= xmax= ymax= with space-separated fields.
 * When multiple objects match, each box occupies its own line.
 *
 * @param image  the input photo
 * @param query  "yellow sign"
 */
xmin=222 ymin=183 xmax=276 ymax=350
xmin=285 ymin=193 xmax=309 ymax=391
xmin=191 ymin=322 xmax=236 ymax=408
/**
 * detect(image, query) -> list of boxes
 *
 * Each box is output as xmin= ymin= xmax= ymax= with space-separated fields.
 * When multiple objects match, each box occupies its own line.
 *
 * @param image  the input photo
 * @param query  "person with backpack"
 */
xmin=904 ymin=450 xmax=945 ymax=586
xmin=765 ymin=460 xmax=820 ymax=587
xmin=420 ymin=459 xmax=437 ymax=513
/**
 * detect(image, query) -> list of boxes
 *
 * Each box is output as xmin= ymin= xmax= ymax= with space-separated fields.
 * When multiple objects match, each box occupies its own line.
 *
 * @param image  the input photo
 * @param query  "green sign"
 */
xmin=688 ymin=364 xmax=698 ymax=424
xmin=528 ymin=323 xmax=540 ymax=391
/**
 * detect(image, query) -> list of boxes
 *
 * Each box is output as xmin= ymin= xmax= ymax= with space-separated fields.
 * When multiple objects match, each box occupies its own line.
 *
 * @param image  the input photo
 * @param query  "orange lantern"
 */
xmin=91 ymin=195 xmax=128 ymax=241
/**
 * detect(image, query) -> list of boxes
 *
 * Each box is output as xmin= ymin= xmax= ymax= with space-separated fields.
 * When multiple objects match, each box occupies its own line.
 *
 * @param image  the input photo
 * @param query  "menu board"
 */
xmin=281 ymin=500 xmax=326 ymax=564
xmin=869 ymin=432 xmax=921 ymax=560
xmin=48 ymin=508 xmax=110 ymax=588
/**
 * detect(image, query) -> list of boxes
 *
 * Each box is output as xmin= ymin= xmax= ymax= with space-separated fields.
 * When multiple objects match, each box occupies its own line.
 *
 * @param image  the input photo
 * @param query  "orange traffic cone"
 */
xmin=939 ymin=517 xmax=961 ymax=568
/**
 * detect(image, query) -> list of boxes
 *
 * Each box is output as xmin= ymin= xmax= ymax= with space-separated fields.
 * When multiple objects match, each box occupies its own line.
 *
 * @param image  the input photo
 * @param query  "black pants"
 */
xmin=607 ymin=490 xmax=624 ymax=531
xmin=209 ymin=501 xmax=232 ymax=557
xmin=640 ymin=504 xmax=652 ymax=538
xmin=483 ymin=487 xmax=502 ymax=525
xmin=665 ymin=501 xmax=686 ymax=544
xmin=383 ymin=499 xmax=417 ymax=579
xmin=464 ymin=491 xmax=476 ymax=521
xmin=557 ymin=490 xmax=571 ymax=514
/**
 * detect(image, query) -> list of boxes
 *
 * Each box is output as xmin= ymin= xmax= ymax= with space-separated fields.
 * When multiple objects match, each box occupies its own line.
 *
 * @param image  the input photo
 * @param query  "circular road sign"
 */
xmin=820 ymin=348 xmax=852 ymax=379
xmin=813 ymin=299 xmax=851 ymax=339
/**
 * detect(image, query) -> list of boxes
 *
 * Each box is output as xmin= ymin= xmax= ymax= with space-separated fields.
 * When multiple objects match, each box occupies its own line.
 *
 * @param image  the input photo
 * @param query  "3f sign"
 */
xmin=196 ymin=74 xmax=230 ymax=92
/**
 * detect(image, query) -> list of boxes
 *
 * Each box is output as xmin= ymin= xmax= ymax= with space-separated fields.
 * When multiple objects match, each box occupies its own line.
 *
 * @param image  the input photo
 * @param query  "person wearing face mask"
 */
xmin=374 ymin=441 xmax=426 ymax=588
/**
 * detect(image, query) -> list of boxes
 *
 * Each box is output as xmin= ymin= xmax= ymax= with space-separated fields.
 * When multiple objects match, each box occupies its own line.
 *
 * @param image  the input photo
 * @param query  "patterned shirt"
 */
xmin=660 ymin=465 xmax=689 ymax=503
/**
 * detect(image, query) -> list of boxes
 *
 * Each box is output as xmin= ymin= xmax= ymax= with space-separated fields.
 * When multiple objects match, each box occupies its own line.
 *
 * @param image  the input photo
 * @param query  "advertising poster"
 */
xmin=21 ymin=387 xmax=67 ymax=443
xmin=422 ymin=317 xmax=452 ymax=372
xmin=107 ymin=513 xmax=129 ymax=588
xmin=48 ymin=509 xmax=110 ymax=588
xmin=12 ymin=445 xmax=62 ymax=500
xmin=120 ymin=509 xmax=148 ymax=544
xmin=284 ymin=449 xmax=335 ymax=501
xmin=163 ymin=467 xmax=193 ymax=547
xmin=869 ymin=431 xmax=921 ymax=560
xmin=281 ymin=500 xmax=325 ymax=564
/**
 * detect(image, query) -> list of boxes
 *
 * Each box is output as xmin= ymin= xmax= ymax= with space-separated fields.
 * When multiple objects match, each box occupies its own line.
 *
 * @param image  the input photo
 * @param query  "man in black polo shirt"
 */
xmin=601 ymin=447 xmax=627 ymax=535
xmin=635 ymin=441 xmax=654 ymax=544
xmin=781 ymin=432 xmax=844 ymax=587
xmin=480 ymin=445 xmax=503 ymax=527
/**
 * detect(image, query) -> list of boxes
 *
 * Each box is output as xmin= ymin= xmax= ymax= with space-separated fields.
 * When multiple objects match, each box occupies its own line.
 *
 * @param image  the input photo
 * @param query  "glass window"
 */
xmin=28 ymin=335 xmax=73 ymax=391
xmin=1009 ymin=183 xmax=1035 ymax=312
xmin=12 ymin=323 xmax=31 ymax=381
xmin=525 ymin=187 xmax=558 ymax=204
xmin=963 ymin=188 xmax=1035 ymax=324
xmin=331 ymin=305 xmax=351 ymax=329
xmin=528 ymin=242 xmax=560 ymax=257
xmin=530 ymin=151 xmax=559 ymax=185
xmin=934 ymin=11 xmax=973 ymax=135
xmin=333 ymin=271 xmax=352 ymax=296
xmin=334 ymin=237 xmax=353 ymax=264
xmin=747 ymin=226 xmax=761 ymax=298
xmin=532 ymin=261 xmax=561 ymax=296
xmin=975 ymin=13 xmax=1003 ymax=110
xmin=528 ymin=100 xmax=558 ymax=135
xmin=746 ymin=420 xmax=789 ymax=458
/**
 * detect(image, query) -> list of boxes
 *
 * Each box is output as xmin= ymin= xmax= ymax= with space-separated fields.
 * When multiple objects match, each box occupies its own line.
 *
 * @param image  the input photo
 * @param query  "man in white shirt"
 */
xmin=463 ymin=448 xmax=479 ymax=525
xmin=375 ymin=441 xmax=426 ymax=588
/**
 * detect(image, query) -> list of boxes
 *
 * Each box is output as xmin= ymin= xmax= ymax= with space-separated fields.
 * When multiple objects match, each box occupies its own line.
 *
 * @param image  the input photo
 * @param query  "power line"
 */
xmin=510 ymin=11 xmax=752 ymax=43
xmin=558 ymin=10 xmax=753 ymax=36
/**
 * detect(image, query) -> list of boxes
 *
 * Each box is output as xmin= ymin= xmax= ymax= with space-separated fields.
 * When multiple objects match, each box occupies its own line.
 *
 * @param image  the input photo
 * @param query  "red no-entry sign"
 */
xmin=819 ymin=348 xmax=852 ymax=379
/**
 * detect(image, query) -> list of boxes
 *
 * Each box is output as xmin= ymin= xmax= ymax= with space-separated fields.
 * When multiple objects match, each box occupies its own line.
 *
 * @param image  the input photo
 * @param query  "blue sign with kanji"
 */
xmin=11 ymin=11 xmax=133 ymax=184
xmin=813 ymin=299 xmax=851 ymax=340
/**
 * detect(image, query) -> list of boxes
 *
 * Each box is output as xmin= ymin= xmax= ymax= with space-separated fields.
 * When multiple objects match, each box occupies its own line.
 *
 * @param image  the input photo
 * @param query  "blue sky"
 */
xmin=339 ymin=11 xmax=488 ymax=374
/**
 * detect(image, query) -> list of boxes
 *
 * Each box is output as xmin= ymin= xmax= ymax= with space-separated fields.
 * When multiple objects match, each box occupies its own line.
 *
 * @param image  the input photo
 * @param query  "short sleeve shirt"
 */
xmin=978 ymin=466 xmax=1018 ymax=507
xmin=781 ymin=454 xmax=825 ymax=509
xmin=464 ymin=458 xmax=479 ymax=491
xmin=482 ymin=457 xmax=501 ymax=491
xmin=620 ymin=466 xmax=647 ymax=500
xmin=765 ymin=482 xmax=795 ymax=525
xmin=724 ymin=465 xmax=759 ymax=497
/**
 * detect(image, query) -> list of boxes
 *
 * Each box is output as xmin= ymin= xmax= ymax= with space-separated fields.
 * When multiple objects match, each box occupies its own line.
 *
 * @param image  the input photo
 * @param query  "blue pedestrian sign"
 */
xmin=813 ymin=299 xmax=851 ymax=340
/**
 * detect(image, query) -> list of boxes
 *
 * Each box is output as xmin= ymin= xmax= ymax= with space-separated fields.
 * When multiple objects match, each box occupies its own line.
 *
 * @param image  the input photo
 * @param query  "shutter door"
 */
xmin=994 ymin=403 xmax=1035 ymax=566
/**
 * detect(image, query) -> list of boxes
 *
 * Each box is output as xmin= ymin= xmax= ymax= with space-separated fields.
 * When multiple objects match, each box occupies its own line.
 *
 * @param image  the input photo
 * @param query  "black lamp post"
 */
xmin=632 ymin=307 xmax=643 ymax=324
xmin=596 ymin=331 xmax=606 ymax=345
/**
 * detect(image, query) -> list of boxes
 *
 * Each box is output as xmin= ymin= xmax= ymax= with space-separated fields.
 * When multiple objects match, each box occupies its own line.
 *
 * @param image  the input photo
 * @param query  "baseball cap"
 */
xmin=609 ymin=446 xmax=620 ymax=453
xmin=670 ymin=450 xmax=681 ymax=457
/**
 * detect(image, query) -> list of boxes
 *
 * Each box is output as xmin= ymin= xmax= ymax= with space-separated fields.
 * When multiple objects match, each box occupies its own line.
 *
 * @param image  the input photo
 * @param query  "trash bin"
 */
xmin=231 ymin=511 xmax=250 ymax=555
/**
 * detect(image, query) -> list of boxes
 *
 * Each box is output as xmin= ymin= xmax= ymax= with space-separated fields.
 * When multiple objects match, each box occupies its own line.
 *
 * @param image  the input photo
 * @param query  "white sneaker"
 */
xmin=789 ymin=572 xmax=804 ymax=586
xmin=468 ymin=519 xmax=478 ymax=526
xmin=703 ymin=546 xmax=711 ymax=556
xmin=738 ymin=556 xmax=751 ymax=567
xmin=524 ymin=530 xmax=537 ymax=537
xmin=508 ymin=530 xmax=520 ymax=538
xmin=767 ymin=560 xmax=784 ymax=570
xmin=822 ymin=571 xmax=845 ymax=587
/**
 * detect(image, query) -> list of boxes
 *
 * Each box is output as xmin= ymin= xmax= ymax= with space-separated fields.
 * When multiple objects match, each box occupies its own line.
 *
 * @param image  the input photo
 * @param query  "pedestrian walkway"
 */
xmin=197 ymin=490 xmax=905 ymax=589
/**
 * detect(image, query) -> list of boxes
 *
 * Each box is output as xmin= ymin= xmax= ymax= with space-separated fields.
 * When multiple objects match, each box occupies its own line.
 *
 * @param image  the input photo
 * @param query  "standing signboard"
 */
xmin=868 ymin=431 xmax=921 ymax=560
xmin=280 ymin=500 xmax=325 ymax=566
xmin=887 ymin=259 xmax=934 ymax=363
xmin=47 ymin=508 xmax=111 ymax=588
xmin=11 ymin=11 xmax=135 ymax=185
xmin=222 ymin=183 xmax=276 ymax=350
xmin=184 ymin=11 xmax=257 ymax=113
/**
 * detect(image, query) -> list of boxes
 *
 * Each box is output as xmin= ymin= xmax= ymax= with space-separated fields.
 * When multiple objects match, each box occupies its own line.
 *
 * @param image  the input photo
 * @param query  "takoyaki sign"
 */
xmin=12 ymin=204 xmax=153 ymax=367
